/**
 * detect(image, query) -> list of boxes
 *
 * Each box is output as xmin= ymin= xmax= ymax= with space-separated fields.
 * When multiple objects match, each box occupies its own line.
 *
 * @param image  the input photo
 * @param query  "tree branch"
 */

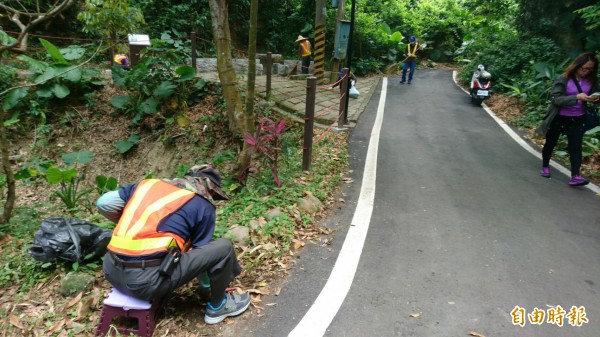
xmin=0 ymin=0 xmax=76 ymax=54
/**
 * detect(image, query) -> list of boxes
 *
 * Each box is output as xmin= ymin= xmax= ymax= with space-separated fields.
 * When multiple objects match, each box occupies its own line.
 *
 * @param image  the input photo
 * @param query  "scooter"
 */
xmin=470 ymin=64 xmax=492 ymax=106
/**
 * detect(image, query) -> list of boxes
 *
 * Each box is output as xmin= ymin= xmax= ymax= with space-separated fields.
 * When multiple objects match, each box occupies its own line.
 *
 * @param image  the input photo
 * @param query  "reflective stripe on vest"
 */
xmin=300 ymin=40 xmax=311 ymax=57
xmin=407 ymin=43 xmax=419 ymax=56
xmin=108 ymin=179 xmax=195 ymax=256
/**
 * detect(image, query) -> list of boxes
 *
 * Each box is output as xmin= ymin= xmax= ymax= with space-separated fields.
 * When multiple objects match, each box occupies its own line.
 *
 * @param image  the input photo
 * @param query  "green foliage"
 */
xmin=353 ymin=58 xmax=382 ymax=76
xmin=2 ymin=87 xmax=28 ymax=112
xmin=130 ymin=0 xmax=211 ymax=48
xmin=149 ymin=30 xmax=193 ymax=65
xmin=0 ymin=63 xmax=16 ymax=94
xmin=110 ymin=54 xmax=209 ymax=125
xmin=0 ymin=30 xmax=18 ymax=59
xmin=62 ymin=151 xmax=94 ymax=166
xmin=14 ymin=157 xmax=55 ymax=180
xmin=175 ymin=163 xmax=191 ymax=178
xmin=576 ymin=4 xmax=600 ymax=30
xmin=582 ymin=128 xmax=600 ymax=158
xmin=77 ymin=0 xmax=145 ymax=38
xmin=114 ymin=134 xmax=140 ymax=154
xmin=457 ymin=32 xmax=562 ymax=91
xmin=45 ymin=151 xmax=95 ymax=212
xmin=95 ymin=175 xmax=119 ymax=195
xmin=516 ymin=0 xmax=600 ymax=52
xmin=212 ymin=150 xmax=237 ymax=168
xmin=2 ymin=39 xmax=105 ymax=127
xmin=215 ymin=120 xmax=347 ymax=254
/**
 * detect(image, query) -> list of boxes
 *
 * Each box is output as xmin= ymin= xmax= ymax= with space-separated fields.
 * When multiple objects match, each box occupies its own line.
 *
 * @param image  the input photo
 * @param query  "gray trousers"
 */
xmin=103 ymin=238 xmax=240 ymax=304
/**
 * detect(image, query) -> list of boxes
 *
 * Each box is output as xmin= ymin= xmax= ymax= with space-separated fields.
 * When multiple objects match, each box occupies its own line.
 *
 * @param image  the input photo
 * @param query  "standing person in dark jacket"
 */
xmin=399 ymin=35 xmax=422 ymax=85
xmin=97 ymin=164 xmax=251 ymax=324
xmin=537 ymin=52 xmax=600 ymax=186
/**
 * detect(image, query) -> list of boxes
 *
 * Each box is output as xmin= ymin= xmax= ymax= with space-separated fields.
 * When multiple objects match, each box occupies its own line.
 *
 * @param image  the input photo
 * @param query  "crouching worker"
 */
xmin=113 ymin=53 xmax=130 ymax=70
xmin=96 ymin=164 xmax=251 ymax=325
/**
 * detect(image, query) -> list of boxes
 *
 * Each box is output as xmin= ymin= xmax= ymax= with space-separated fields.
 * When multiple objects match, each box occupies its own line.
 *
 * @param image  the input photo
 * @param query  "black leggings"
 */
xmin=542 ymin=114 xmax=585 ymax=176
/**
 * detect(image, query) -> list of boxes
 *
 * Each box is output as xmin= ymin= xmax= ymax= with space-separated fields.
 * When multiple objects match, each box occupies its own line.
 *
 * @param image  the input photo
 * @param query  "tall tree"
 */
xmin=239 ymin=0 xmax=258 ymax=171
xmin=208 ymin=0 xmax=244 ymax=136
xmin=516 ymin=0 xmax=598 ymax=52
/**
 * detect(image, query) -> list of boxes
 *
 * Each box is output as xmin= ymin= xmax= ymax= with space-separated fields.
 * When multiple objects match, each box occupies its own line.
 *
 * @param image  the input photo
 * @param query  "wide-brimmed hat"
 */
xmin=295 ymin=35 xmax=308 ymax=43
xmin=163 ymin=164 xmax=229 ymax=206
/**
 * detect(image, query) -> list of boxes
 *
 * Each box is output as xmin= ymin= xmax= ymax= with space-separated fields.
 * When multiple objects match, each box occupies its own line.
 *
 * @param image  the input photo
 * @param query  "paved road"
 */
xmin=229 ymin=70 xmax=600 ymax=337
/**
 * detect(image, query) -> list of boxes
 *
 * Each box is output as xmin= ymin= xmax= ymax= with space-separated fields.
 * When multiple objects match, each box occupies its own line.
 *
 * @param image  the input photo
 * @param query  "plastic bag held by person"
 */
xmin=28 ymin=217 xmax=113 ymax=263
xmin=349 ymin=83 xmax=360 ymax=99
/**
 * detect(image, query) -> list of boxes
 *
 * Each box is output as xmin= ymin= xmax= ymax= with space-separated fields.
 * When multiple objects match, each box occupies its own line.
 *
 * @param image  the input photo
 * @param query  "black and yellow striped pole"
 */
xmin=314 ymin=0 xmax=326 ymax=84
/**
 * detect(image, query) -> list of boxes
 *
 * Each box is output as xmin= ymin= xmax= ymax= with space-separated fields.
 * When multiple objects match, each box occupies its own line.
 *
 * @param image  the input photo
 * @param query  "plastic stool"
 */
xmin=96 ymin=288 xmax=162 ymax=337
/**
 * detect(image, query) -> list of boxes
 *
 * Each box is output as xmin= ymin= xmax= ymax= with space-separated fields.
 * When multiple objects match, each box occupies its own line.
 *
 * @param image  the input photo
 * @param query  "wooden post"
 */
xmin=302 ymin=77 xmax=317 ymax=171
xmin=110 ymin=32 xmax=116 ymax=67
xmin=191 ymin=32 xmax=197 ymax=72
xmin=266 ymin=52 xmax=272 ymax=96
xmin=338 ymin=68 xmax=349 ymax=127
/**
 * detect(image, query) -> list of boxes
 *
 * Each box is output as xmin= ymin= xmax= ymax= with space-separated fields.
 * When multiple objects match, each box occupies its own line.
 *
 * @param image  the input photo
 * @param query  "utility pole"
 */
xmin=314 ymin=0 xmax=326 ymax=84
xmin=343 ymin=0 xmax=356 ymax=124
xmin=330 ymin=0 xmax=346 ymax=83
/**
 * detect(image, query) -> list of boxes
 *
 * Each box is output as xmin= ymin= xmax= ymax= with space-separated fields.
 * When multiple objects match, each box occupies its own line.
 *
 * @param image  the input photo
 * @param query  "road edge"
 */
xmin=452 ymin=71 xmax=600 ymax=194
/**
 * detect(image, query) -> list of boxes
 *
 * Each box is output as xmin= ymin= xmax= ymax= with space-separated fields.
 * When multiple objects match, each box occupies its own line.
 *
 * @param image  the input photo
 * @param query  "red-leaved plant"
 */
xmin=241 ymin=117 xmax=286 ymax=187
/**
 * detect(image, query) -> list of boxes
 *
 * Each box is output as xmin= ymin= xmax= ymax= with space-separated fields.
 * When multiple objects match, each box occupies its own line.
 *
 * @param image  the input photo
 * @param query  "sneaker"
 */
xmin=399 ymin=80 xmax=406 ymax=84
xmin=204 ymin=292 xmax=251 ymax=324
xmin=568 ymin=175 xmax=589 ymax=187
xmin=539 ymin=166 xmax=551 ymax=178
xmin=407 ymin=80 xmax=411 ymax=84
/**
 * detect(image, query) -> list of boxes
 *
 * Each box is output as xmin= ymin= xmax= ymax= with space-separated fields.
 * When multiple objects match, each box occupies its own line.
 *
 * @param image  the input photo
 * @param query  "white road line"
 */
xmin=452 ymin=71 xmax=600 ymax=194
xmin=288 ymin=77 xmax=388 ymax=337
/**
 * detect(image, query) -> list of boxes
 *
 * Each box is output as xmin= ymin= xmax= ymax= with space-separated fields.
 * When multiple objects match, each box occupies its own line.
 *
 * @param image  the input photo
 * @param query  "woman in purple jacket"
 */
xmin=538 ymin=52 xmax=599 ymax=186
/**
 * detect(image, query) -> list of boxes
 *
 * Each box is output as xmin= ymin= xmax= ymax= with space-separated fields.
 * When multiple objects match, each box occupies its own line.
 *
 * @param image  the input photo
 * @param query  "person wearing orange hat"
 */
xmin=295 ymin=35 xmax=312 ymax=74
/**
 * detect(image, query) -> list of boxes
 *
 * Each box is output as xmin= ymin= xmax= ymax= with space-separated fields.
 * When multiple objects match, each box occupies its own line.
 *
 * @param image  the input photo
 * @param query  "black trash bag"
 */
xmin=28 ymin=217 xmax=113 ymax=263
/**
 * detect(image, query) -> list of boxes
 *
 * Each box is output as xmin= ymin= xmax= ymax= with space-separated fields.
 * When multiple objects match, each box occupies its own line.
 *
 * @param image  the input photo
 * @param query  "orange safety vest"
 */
xmin=114 ymin=54 xmax=127 ymax=65
xmin=299 ymin=40 xmax=312 ymax=57
xmin=107 ymin=179 xmax=195 ymax=256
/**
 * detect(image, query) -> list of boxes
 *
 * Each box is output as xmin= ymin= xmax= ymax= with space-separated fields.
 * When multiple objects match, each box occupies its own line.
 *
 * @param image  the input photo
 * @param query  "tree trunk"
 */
xmin=208 ymin=0 xmax=244 ymax=137
xmin=0 ymin=109 xmax=15 ymax=224
xmin=238 ymin=0 xmax=258 ymax=171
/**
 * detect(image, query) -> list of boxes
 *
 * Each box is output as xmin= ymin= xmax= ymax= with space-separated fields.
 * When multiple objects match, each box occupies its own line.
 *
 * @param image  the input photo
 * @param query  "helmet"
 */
xmin=409 ymin=36 xmax=416 ymax=43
